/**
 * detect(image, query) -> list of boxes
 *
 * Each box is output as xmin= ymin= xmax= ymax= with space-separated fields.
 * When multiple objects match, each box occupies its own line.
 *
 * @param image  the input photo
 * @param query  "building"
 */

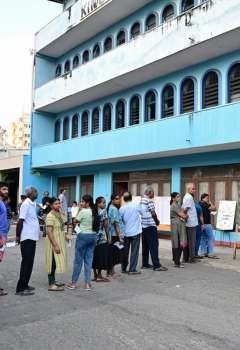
xmin=31 ymin=0 xmax=240 ymax=242
xmin=7 ymin=113 xmax=30 ymax=150
xmin=0 ymin=126 xmax=7 ymax=150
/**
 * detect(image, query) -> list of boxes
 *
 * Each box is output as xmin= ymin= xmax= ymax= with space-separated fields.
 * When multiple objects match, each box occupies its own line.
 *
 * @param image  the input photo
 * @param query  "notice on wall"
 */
xmin=216 ymin=200 xmax=237 ymax=231
xmin=132 ymin=196 xmax=171 ymax=225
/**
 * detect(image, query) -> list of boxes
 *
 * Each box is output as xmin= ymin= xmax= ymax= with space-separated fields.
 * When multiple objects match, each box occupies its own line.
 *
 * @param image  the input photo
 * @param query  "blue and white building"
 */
xmin=31 ymin=0 xmax=240 ymax=240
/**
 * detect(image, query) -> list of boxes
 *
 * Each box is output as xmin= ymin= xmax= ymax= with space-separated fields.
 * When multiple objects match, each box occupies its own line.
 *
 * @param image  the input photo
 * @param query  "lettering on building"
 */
xmin=80 ymin=0 xmax=110 ymax=21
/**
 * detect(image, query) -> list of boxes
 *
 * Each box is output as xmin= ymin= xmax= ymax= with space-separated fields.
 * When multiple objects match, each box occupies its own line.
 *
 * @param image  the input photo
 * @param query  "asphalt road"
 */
xmin=1 ymin=237 xmax=240 ymax=350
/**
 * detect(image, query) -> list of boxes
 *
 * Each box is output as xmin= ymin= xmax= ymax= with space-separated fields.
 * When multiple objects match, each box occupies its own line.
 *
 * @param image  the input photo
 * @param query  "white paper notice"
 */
xmin=216 ymin=200 xmax=237 ymax=231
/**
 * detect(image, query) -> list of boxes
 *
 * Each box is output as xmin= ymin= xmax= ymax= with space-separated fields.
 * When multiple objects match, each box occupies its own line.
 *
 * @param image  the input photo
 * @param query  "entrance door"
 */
xmin=81 ymin=175 xmax=94 ymax=197
xmin=58 ymin=177 xmax=76 ymax=206
xmin=113 ymin=182 xmax=129 ymax=196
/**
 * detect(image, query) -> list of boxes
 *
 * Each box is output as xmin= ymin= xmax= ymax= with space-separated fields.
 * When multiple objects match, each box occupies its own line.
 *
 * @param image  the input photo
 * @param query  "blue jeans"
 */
xmin=199 ymin=224 xmax=215 ymax=257
xmin=72 ymin=233 xmax=96 ymax=284
xmin=195 ymin=225 xmax=202 ymax=256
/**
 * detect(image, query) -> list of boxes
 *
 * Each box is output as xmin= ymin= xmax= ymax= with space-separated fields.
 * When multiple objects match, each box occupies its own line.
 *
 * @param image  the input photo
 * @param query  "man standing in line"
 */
xmin=182 ymin=184 xmax=198 ymax=263
xmin=140 ymin=186 xmax=168 ymax=272
xmin=0 ymin=182 xmax=9 ymax=296
xmin=16 ymin=187 xmax=40 ymax=296
xmin=58 ymin=189 xmax=68 ymax=215
xmin=199 ymin=193 xmax=219 ymax=259
xmin=120 ymin=192 xmax=142 ymax=275
xmin=42 ymin=191 xmax=50 ymax=207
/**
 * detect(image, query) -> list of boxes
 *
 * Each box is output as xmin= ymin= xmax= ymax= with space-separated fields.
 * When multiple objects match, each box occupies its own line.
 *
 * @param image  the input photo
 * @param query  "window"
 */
xmin=81 ymin=112 xmax=89 ymax=136
xmin=73 ymin=55 xmax=79 ymax=69
xmin=55 ymin=64 xmax=62 ymax=78
xmin=82 ymin=50 xmax=90 ymax=64
xmin=104 ymin=37 xmax=113 ymax=52
xmin=92 ymin=108 xmax=100 ymax=134
xmin=117 ymin=30 xmax=126 ymax=46
xmin=71 ymin=114 xmax=79 ymax=138
xmin=54 ymin=120 xmax=61 ymax=142
xmin=116 ymin=100 xmax=125 ymax=128
xmin=131 ymin=22 xmax=141 ymax=39
xmin=63 ymin=117 xmax=69 ymax=140
xmin=130 ymin=96 xmax=140 ymax=125
xmin=181 ymin=0 xmax=194 ymax=12
xmin=228 ymin=63 xmax=240 ymax=103
xmin=145 ymin=90 xmax=156 ymax=121
xmin=93 ymin=44 xmax=100 ymax=59
xmin=162 ymin=85 xmax=174 ymax=117
xmin=103 ymin=104 xmax=112 ymax=132
xmin=162 ymin=4 xmax=174 ymax=22
xmin=64 ymin=60 xmax=71 ymax=73
xmin=203 ymin=71 xmax=219 ymax=108
xmin=181 ymin=78 xmax=195 ymax=113
xmin=145 ymin=14 xmax=157 ymax=31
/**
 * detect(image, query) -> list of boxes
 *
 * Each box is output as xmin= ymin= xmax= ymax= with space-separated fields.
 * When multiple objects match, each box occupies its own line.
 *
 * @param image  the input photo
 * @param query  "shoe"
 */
xmin=174 ymin=264 xmax=184 ymax=268
xmin=208 ymin=255 xmax=220 ymax=259
xmin=121 ymin=270 xmax=128 ymax=274
xmin=15 ymin=289 xmax=35 ymax=296
xmin=153 ymin=266 xmax=168 ymax=271
xmin=189 ymin=258 xmax=197 ymax=263
xmin=195 ymin=255 xmax=204 ymax=259
xmin=128 ymin=271 xmax=141 ymax=275
xmin=141 ymin=264 xmax=153 ymax=269
xmin=0 ymin=288 xmax=8 ymax=296
xmin=27 ymin=286 xmax=35 ymax=291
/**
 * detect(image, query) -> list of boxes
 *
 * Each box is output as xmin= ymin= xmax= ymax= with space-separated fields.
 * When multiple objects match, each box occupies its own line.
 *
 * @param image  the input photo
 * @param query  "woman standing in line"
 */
xmin=92 ymin=197 xmax=111 ymax=282
xmin=170 ymin=192 xmax=188 ymax=268
xmin=67 ymin=195 xmax=99 ymax=291
xmin=107 ymin=194 xmax=125 ymax=277
xmin=45 ymin=197 xmax=68 ymax=291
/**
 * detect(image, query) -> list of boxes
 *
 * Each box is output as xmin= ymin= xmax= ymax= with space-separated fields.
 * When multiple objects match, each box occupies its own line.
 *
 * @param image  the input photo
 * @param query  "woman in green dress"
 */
xmin=45 ymin=197 xmax=68 ymax=291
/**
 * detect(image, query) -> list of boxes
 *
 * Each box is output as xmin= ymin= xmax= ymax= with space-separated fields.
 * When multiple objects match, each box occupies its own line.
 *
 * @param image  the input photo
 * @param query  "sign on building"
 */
xmin=216 ymin=200 xmax=237 ymax=231
xmin=80 ymin=0 xmax=112 ymax=21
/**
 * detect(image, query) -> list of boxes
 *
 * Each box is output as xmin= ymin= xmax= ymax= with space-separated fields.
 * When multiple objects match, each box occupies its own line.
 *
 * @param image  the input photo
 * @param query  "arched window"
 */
xmin=104 ymin=37 xmax=113 ymax=52
xmin=82 ymin=50 xmax=90 ymax=64
xmin=92 ymin=108 xmax=100 ymax=134
xmin=162 ymin=85 xmax=174 ymax=118
xmin=117 ymin=30 xmax=126 ymax=46
xmin=54 ymin=120 xmax=61 ymax=142
xmin=181 ymin=0 xmax=194 ymax=12
xmin=55 ymin=64 xmax=62 ymax=78
xmin=64 ymin=60 xmax=71 ymax=73
xmin=116 ymin=100 xmax=125 ymax=129
xmin=145 ymin=90 xmax=156 ymax=121
xmin=130 ymin=96 xmax=140 ymax=125
xmin=71 ymin=114 xmax=79 ymax=138
xmin=181 ymin=78 xmax=195 ymax=113
xmin=162 ymin=4 xmax=175 ymax=22
xmin=81 ymin=111 xmax=89 ymax=136
xmin=93 ymin=44 xmax=100 ymax=59
xmin=63 ymin=117 xmax=69 ymax=140
xmin=228 ymin=63 xmax=240 ymax=103
xmin=203 ymin=71 xmax=219 ymax=108
xmin=73 ymin=55 xmax=79 ymax=69
xmin=131 ymin=22 xmax=141 ymax=39
xmin=145 ymin=14 xmax=157 ymax=31
xmin=103 ymin=104 xmax=112 ymax=132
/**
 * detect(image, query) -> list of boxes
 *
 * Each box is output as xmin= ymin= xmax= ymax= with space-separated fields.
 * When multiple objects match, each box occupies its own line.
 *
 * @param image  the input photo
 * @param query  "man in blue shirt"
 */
xmin=0 ymin=181 xmax=9 ymax=296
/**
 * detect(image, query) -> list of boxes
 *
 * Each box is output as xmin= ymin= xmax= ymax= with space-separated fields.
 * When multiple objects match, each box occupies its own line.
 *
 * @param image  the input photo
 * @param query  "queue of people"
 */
xmin=0 ymin=181 xmax=219 ymax=296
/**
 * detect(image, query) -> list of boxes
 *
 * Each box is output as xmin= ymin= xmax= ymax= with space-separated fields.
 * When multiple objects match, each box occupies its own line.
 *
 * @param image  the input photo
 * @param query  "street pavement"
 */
xmin=1 ymin=235 xmax=240 ymax=350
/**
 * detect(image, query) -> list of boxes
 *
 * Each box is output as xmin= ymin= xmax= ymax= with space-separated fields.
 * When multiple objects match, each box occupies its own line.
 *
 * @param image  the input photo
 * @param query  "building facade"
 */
xmin=32 ymin=0 xmax=240 ymax=241
xmin=7 ymin=113 xmax=30 ymax=150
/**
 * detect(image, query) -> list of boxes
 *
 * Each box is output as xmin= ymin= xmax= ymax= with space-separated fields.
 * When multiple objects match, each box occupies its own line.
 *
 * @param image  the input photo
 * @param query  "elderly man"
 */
xmin=182 ymin=183 xmax=198 ymax=263
xmin=16 ymin=187 xmax=40 ymax=296
xmin=140 ymin=186 xmax=167 ymax=271
xmin=0 ymin=182 xmax=9 ymax=296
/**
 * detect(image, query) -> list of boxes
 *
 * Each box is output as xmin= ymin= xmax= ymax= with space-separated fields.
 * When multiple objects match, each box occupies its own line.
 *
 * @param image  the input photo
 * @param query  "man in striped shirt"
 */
xmin=140 ymin=186 xmax=167 ymax=271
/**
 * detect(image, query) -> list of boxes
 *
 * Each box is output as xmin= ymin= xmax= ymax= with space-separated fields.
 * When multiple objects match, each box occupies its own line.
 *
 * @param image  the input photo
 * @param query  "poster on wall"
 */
xmin=132 ymin=196 xmax=171 ymax=225
xmin=216 ymin=200 xmax=237 ymax=231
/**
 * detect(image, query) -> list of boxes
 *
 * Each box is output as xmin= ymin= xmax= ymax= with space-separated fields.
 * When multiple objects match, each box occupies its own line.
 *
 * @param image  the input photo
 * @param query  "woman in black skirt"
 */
xmin=92 ymin=197 xmax=111 ymax=282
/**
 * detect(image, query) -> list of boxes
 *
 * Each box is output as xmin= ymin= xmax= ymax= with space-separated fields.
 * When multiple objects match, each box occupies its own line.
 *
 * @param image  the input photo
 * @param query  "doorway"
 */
xmin=58 ymin=177 xmax=76 ymax=206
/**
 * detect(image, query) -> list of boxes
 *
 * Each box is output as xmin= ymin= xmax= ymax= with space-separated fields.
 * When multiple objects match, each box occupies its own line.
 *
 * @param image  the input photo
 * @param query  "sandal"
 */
xmin=55 ymin=281 xmax=65 ymax=287
xmin=66 ymin=283 xmax=76 ymax=290
xmin=48 ymin=285 xmax=64 ymax=292
xmin=0 ymin=288 xmax=8 ymax=296
xmin=208 ymin=256 xmax=220 ymax=259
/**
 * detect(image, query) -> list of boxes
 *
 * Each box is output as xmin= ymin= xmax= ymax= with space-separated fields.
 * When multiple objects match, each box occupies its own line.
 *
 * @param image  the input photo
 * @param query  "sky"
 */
xmin=0 ymin=0 xmax=61 ymax=129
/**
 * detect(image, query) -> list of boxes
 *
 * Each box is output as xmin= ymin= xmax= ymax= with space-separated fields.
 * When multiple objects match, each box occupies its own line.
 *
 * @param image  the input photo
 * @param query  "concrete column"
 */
xmin=76 ymin=175 xmax=81 ymax=202
xmin=172 ymin=167 xmax=181 ymax=193
xmin=93 ymin=171 xmax=112 ymax=201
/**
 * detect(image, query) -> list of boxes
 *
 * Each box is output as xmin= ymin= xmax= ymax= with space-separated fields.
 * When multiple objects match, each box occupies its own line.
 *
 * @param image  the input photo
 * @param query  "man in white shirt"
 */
xmin=58 ymin=189 xmax=68 ymax=215
xmin=120 ymin=192 xmax=142 ymax=274
xmin=16 ymin=187 xmax=40 ymax=296
xmin=182 ymin=183 xmax=198 ymax=263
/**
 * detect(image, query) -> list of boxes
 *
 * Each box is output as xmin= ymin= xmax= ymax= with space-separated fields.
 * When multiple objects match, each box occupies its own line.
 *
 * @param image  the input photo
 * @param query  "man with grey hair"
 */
xmin=16 ymin=186 xmax=39 ymax=296
xmin=140 ymin=186 xmax=167 ymax=271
